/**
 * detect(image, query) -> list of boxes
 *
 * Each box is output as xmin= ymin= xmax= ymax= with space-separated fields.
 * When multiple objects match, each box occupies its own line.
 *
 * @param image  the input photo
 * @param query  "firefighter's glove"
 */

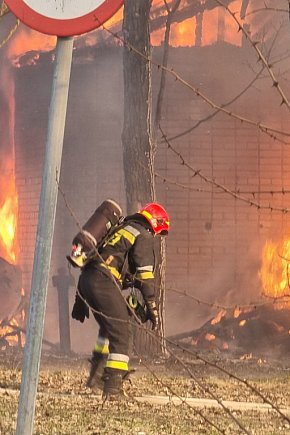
xmin=71 ymin=293 xmax=89 ymax=323
xmin=145 ymin=299 xmax=159 ymax=330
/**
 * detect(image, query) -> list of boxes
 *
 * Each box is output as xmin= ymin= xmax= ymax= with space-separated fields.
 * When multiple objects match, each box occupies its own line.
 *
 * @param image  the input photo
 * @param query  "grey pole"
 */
xmin=16 ymin=36 xmax=74 ymax=435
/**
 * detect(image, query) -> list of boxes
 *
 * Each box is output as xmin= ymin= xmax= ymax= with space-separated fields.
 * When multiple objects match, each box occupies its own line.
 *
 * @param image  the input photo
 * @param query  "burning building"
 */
xmin=1 ymin=0 xmax=290 ymax=354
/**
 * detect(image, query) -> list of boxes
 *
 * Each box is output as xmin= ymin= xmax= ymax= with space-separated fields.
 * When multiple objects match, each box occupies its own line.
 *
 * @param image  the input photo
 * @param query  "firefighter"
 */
xmin=71 ymin=202 xmax=170 ymax=400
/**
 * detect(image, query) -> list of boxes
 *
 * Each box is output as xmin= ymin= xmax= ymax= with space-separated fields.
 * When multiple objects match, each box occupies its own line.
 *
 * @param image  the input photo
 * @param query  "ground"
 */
xmin=0 ymin=348 xmax=290 ymax=435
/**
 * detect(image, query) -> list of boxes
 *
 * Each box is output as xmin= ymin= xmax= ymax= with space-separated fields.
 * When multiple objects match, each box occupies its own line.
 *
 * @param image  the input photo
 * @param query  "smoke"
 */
xmin=0 ymin=62 xmax=15 ymax=201
xmin=165 ymin=225 xmax=264 ymax=338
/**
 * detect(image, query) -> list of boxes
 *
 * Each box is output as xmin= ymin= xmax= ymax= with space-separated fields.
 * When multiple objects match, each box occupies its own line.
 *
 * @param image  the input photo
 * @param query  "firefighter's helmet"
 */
xmin=139 ymin=203 xmax=170 ymax=235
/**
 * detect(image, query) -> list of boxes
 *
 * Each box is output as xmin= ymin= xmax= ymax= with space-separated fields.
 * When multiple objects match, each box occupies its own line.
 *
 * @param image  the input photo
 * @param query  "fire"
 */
xmin=151 ymin=1 xmax=246 ymax=47
xmin=211 ymin=309 xmax=226 ymax=325
xmin=234 ymin=307 xmax=241 ymax=318
xmin=0 ymin=192 xmax=18 ymax=264
xmin=169 ymin=17 xmax=195 ymax=47
xmin=205 ymin=333 xmax=216 ymax=341
xmin=0 ymin=59 xmax=19 ymax=263
xmin=8 ymin=26 xmax=56 ymax=65
xmin=0 ymin=287 xmax=26 ymax=349
xmin=0 ymin=309 xmax=25 ymax=349
xmin=259 ymin=239 xmax=290 ymax=300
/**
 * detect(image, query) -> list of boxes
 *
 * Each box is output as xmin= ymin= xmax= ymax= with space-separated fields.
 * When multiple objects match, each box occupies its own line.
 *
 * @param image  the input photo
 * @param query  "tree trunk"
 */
xmin=122 ymin=0 xmax=154 ymax=215
xmin=122 ymin=0 xmax=164 ymax=356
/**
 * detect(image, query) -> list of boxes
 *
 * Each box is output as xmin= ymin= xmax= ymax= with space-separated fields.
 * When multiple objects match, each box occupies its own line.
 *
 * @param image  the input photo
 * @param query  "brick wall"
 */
xmin=14 ymin=43 xmax=290 ymax=348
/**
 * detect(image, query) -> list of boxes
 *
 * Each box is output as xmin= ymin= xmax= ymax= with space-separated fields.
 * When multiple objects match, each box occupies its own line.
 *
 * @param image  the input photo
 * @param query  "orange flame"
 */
xmin=259 ymin=239 xmax=290 ymax=299
xmin=211 ymin=309 xmax=226 ymax=325
xmin=8 ymin=26 xmax=56 ymax=64
xmin=0 ymin=194 xmax=18 ymax=263
xmin=0 ymin=317 xmax=24 ymax=349
xmin=0 ymin=159 xmax=18 ymax=264
xmin=234 ymin=307 xmax=241 ymax=318
xmin=205 ymin=333 xmax=216 ymax=341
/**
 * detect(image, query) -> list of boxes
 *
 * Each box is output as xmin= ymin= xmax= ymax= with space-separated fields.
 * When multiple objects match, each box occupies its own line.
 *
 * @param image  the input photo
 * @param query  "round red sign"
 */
xmin=5 ymin=0 xmax=124 ymax=36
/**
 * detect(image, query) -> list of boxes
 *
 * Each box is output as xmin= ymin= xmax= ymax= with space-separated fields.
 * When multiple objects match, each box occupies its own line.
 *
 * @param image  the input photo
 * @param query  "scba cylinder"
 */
xmin=67 ymin=199 xmax=123 ymax=268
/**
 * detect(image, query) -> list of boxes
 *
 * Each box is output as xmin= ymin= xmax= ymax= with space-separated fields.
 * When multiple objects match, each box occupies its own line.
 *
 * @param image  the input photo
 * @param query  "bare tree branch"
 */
xmin=0 ymin=18 xmax=19 ymax=50
xmin=0 ymin=2 xmax=10 ymax=18
xmin=101 ymin=22 xmax=290 ymax=142
xmin=215 ymin=0 xmax=290 ymax=109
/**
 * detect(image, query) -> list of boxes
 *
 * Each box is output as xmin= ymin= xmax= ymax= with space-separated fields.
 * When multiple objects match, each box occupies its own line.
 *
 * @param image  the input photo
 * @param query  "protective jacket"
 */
xmin=85 ymin=214 xmax=156 ymax=301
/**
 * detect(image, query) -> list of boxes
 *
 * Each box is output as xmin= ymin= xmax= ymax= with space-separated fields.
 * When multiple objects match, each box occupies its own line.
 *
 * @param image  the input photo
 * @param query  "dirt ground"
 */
xmin=0 ymin=347 xmax=290 ymax=435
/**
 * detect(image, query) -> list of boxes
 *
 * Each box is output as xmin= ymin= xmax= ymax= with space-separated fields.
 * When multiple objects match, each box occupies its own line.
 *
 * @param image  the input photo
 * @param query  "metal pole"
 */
xmin=16 ymin=36 xmax=74 ymax=435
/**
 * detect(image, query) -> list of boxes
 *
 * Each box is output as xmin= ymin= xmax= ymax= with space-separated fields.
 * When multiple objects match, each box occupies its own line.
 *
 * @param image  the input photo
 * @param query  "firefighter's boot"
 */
xmin=102 ymin=367 xmax=127 ymax=401
xmin=86 ymin=352 xmax=107 ymax=390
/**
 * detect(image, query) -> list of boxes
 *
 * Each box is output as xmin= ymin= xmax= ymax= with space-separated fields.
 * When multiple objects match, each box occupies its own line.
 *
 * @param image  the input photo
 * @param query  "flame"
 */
xmin=205 ymin=333 xmax=216 ymax=341
xmin=259 ymin=239 xmax=290 ymax=300
xmin=169 ymin=17 xmax=195 ymax=47
xmin=211 ymin=309 xmax=226 ymax=325
xmin=151 ymin=1 xmax=244 ymax=47
xmin=239 ymin=319 xmax=246 ymax=326
xmin=0 ymin=317 xmax=23 ymax=349
xmin=8 ymin=26 xmax=56 ymax=64
xmin=0 ymin=194 xmax=18 ymax=263
xmin=0 ymin=287 xmax=26 ymax=349
xmin=234 ymin=307 xmax=241 ymax=318
xmin=4 ymin=0 xmax=272 ymax=61
xmin=0 ymin=59 xmax=19 ymax=264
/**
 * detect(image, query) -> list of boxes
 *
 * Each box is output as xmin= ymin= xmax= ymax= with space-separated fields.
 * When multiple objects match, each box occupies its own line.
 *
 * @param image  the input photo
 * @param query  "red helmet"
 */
xmin=138 ymin=202 xmax=170 ymax=235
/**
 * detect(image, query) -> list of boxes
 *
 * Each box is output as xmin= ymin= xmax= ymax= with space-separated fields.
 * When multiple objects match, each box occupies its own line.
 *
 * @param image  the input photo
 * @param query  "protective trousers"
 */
xmin=78 ymin=267 xmax=130 ymax=370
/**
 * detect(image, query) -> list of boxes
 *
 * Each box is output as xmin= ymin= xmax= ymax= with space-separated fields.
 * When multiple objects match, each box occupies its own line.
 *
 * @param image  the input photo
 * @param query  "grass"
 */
xmin=0 ymin=350 xmax=290 ymax=434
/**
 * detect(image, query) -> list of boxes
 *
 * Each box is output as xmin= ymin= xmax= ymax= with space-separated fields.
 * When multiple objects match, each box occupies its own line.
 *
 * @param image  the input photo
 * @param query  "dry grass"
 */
xmin=0 ymin=349 xmax=290 ymax=434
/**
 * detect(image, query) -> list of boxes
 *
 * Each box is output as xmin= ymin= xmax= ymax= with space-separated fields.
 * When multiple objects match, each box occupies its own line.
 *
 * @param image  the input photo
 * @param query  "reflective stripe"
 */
xmin=108 ymin=353 xmax=129 ymax=363
xmin=97 ymin=336 xmax=109 ymax=346
xmin=94 ymin=336 xmax=109 ymax=354
xmin=106 ymin=353 xmax=129 ymax=371
xmin=141 ymin=210 xmax=152 ymax=220
xmin=108 ymin=226 xmax=139 ymax=247
xmin=100 ymin=263 xmax=121 ymax=280
xmin=119 ymin=228 xmax=136 ymax=245
xmin=124 ymin=225 xmax=140 ymax=238
xmin=136 ymin=271 xmax=154 ymax=280
xmin=106 ymin=360 xmax=128 ymax=371
xmin=94 ymin=343 xmax=109 ymax=354
xmin=136 ymin=265 xmax=153 ymax=272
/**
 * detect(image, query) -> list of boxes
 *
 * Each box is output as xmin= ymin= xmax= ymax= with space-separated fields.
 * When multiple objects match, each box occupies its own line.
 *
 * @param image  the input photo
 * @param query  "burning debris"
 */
xmin=0 ymin=257 xmax=25 ymax=349
xmin=173 ymin=235 xmax=290 ymax=358
xmin=0 ymin=257 xmax=22 ymax=321
xmin=174 ymin=304 xmax=290 ymax=358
